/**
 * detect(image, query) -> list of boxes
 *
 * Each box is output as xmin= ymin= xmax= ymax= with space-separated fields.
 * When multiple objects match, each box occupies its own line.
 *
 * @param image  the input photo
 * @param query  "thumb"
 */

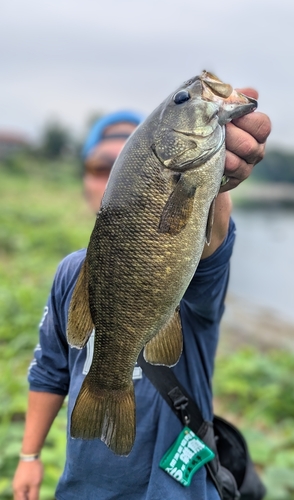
xmin=237 ymin=87 xmax=259 ymax=100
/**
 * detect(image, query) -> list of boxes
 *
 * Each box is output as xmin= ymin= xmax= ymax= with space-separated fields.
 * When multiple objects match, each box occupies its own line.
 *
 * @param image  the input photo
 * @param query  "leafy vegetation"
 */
xmin=0 ymin=157 xmax=93 ymax=499
xmin=1 ymin=156 xmax=294 ymax=499
xmin=214 ymin=347 xmax=294 ymax=499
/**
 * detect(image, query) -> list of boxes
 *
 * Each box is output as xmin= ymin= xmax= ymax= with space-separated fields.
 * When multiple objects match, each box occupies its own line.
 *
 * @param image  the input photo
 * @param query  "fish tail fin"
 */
xmin=70 ymin=375 xmax=136 ymax=456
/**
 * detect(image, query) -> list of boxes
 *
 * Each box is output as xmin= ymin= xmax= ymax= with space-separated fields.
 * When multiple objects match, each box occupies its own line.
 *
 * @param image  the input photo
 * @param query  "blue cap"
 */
xmin=82 ymin=110 xmax=145 ymax=159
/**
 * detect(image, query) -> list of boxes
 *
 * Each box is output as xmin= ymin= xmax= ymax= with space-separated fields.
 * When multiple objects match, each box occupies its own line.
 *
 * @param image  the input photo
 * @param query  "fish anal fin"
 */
xmin=205 ymin=198 xmax=216 ymax=245
xmin=67 ymin=258 xmax=94 ymax=348
xmin=144 ymin=307 xmax=182 ymax=366
xmin=158 ymin=175 xmax=196 ymax=235
xmin=70 ymin=375 xmax=135 ymax=456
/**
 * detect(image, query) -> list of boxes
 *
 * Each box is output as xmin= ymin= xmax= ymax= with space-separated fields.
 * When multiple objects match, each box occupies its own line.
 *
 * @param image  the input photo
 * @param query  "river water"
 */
xmin=228 ymin=208 xmax=294 ymax=322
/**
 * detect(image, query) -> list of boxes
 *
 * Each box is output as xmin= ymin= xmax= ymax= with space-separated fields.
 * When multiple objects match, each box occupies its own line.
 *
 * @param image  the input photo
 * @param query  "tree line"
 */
xmin=2 ymin=119 xmax=294 ymax=183
xmin=252 ymin=149 xmax=294 ymax=183
xmin=30 ymin=124 xmax=294 ymax=184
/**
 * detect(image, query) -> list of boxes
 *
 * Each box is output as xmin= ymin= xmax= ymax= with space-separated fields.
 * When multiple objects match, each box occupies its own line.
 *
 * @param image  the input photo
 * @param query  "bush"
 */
xmin=214 ymin=347 xmax=294 ymax=500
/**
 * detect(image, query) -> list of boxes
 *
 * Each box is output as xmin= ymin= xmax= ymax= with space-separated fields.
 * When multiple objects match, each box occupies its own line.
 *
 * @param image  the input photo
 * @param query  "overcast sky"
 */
xmin=1 ymin=0 xmax=293 ymax=149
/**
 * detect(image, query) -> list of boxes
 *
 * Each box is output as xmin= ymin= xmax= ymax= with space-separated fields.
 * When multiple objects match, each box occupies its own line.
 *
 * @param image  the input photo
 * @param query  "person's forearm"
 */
xmin=201 ymin=192 xmax=232 ymax=260
xmin=21 ymin=391 xmax=65 ymax=454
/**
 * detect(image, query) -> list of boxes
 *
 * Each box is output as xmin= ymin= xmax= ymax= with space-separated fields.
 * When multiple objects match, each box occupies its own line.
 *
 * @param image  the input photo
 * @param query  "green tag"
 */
xmin=159 ymin=427 xmax=215 ymax=487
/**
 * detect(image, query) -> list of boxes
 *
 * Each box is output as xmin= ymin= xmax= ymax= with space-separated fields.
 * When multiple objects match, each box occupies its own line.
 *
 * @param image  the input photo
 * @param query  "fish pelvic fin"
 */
xmin=70 ymin=375 xmax=135 ymax=456
xmin=144 ymin=307 xmax=182 ymax=366
xmin=67 ymin=258 xmax=94 ymax=348
xmin=158 ymin=174 xmax=196 ymax=235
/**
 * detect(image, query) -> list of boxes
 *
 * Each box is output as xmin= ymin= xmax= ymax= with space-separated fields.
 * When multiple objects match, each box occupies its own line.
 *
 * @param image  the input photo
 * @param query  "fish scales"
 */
xmin=67 ymin=71 xmax=257 ymax=455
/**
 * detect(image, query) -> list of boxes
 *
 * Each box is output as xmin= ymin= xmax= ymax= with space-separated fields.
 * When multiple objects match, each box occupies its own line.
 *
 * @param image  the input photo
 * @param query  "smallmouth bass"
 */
xmin=67 ymin=71 xmax=257 ymax=455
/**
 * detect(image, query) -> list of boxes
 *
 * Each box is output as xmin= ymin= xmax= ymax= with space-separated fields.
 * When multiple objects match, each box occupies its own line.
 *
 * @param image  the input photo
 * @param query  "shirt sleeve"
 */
xmin=182 ymin=217 xmax=236 ymax=323
xmin=28 ymin=251 xmax=85 ymax=395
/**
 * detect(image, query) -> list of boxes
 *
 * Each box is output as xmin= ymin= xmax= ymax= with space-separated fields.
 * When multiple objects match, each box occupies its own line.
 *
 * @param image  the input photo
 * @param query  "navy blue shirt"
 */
xmin=29 ymin=219 xmax=235 ymax=500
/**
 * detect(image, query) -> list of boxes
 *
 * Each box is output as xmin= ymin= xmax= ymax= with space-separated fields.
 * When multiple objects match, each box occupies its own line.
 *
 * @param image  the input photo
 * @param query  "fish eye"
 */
xmin=173 ymin=90 xmax=191 ymax=105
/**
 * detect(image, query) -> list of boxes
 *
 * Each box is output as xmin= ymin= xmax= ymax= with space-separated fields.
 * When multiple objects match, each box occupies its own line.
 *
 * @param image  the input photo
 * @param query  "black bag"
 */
xmin=212 ymin=416 xmax=266 ymax=500
xmin=137 ymin=352 xmax=266 ymax=500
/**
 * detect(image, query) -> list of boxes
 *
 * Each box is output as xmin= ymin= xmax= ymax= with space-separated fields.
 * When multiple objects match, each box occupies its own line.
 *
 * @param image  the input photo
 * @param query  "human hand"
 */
xmin=12 ymin=459 xmax=44 ymax=500
xmin=220 ymin=88 xmax=271 ymax=192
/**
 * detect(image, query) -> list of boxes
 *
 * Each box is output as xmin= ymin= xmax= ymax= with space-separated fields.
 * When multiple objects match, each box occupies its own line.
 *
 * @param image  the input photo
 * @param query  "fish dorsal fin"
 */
xmin=143 ymin=307 xmax=182 ymax=366
xmin=158 ymin=174 xmax=196 ymax=235
xmin=67 ymin=257 xmax=94 ymax=348
xmin=205 ymin=198 xmax=216 ymax=245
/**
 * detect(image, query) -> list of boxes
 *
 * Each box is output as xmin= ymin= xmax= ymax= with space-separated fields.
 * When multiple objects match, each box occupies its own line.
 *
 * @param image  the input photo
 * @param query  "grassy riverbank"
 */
xmin=1 ymin=159 xmax=294 ymax=499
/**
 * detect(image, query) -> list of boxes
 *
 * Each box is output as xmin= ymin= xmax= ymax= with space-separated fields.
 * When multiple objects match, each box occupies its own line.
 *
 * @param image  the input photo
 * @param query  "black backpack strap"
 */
xmin=137 ymin=350 xmax=209 ymax=437
xmin=137 ymin=351 xmax=225 ymax=498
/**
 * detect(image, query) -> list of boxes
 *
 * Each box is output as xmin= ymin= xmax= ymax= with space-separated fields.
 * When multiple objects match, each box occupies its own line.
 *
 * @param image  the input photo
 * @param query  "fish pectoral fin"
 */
xmin=67 ymin=258 xmax=94 ymax=348
xmin=70 ymin=374 xmax=135 ymax=456
xmin=144 ymin=307 xmax=182 ymax=367
xmin=205 ymin=198 xmax=216 ymax=245
xmin=158 ymin=175 xmax=196 ymax=235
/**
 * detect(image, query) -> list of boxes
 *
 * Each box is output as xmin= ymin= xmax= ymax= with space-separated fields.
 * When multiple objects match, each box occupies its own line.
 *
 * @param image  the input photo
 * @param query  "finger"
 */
xmin=225 ymin=121 xmax=267 ymax=166
xmin=28 ymin=486 xmax=39 ymax=500
xmin=225 ymin=150 xmax=255 ymax=179
xmin=13 ymin=488 xmax=28 ymax=500
xmin=231 ymin=112 xmax=272 ymax=145
xmin=219 ymin=152 xmax=254 ymax=193
xmin=236 ymin=87 xmax=259 ymax=100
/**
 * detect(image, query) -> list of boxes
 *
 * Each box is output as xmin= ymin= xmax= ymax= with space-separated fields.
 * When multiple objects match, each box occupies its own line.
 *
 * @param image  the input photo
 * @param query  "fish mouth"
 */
xmin=202 ymin=83 xmax=257 ymax=108
xmin=200 ymin=71 xmax=234 ymax=98
xmin=238 ymin=93 xmax=257 ymax=108
xmin=200 ymin=70 xmax=258 ymax=116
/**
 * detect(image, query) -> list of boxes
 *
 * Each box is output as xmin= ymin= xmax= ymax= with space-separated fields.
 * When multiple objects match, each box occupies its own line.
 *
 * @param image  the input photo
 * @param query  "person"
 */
xmin=82 ymin=110 xmax=144 ymax=213
xmin=13 ymin=94 xmax=271 ymax=500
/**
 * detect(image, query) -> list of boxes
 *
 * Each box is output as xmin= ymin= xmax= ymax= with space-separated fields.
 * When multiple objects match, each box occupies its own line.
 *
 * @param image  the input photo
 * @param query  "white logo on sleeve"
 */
xmin=39 ymin=306 xmax=49 ymax=328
